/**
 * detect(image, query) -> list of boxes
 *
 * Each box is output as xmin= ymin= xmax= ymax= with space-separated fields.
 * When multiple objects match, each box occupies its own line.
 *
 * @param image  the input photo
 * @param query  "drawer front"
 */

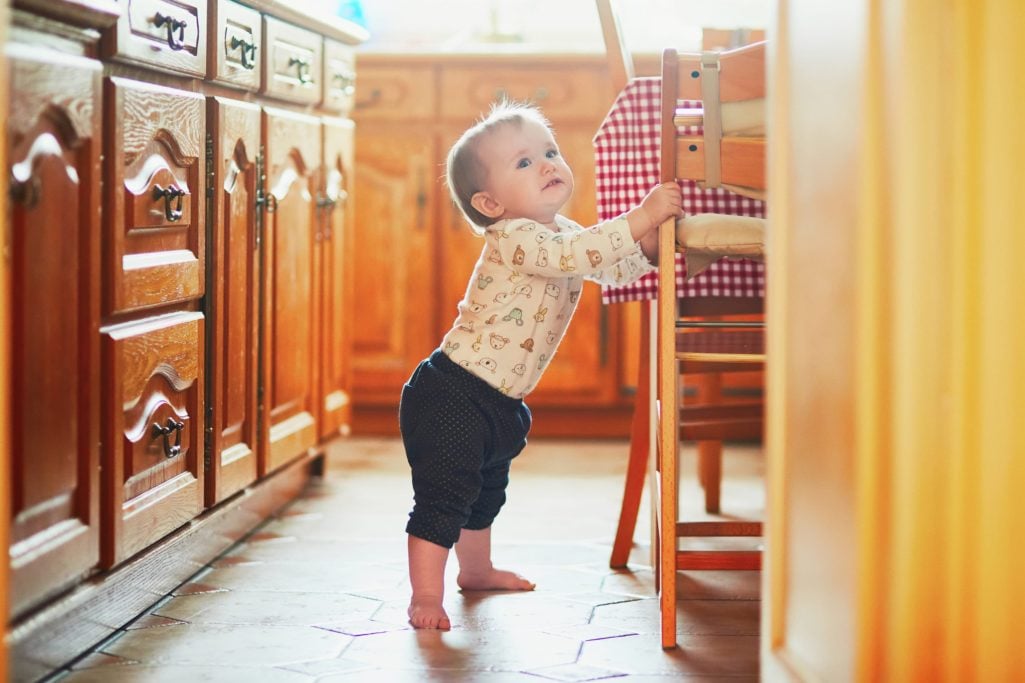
xmin=322 ymin=38 xmax=356 ymax=115
xmin=209 ymin=0 xmax=262 ymax=90
xmin=103 ymin=311 xmax=205 ymax=563
xmin=352 ymin=65 xmax=435 ymax=122
xmin=106 ymin=0 xmax=209 ymax=77
xmin=262 ymin=16 xmax=323 ymax=104
xmin=439 ymin=65 xmax=610 ymax=122
xmin=106 ymin=77 xmax=205 ymax=315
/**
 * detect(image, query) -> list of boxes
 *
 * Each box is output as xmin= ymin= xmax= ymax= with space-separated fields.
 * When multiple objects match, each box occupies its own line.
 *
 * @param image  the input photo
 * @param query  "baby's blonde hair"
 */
xmin=445 ymin=101 xmax=553 ymax=233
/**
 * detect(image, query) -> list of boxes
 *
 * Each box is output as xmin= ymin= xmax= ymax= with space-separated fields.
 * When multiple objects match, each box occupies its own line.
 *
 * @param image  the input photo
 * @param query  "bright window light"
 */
xmin=359 ymin=0 xmax=769 ymax=52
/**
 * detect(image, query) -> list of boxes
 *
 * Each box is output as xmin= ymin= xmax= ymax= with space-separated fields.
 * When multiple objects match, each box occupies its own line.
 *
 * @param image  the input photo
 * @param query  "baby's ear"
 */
xmin=471 ymin=191 xmax=504 ymax=219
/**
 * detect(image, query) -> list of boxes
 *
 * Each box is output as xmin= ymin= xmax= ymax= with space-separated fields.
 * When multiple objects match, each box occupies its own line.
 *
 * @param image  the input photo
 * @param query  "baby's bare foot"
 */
xmin=408 ymin=597 xmax=451 ymax=630
xmin=457 ymin=568 xmax=536 ymax=592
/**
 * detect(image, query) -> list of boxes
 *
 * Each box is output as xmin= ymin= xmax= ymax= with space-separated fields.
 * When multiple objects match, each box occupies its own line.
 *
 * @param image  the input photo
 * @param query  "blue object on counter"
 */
xmin=335 ymin=0 xmax=366 ymax=27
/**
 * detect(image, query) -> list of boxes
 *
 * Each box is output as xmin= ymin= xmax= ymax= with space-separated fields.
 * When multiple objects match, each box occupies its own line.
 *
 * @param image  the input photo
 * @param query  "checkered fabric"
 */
xmin=593 ymin=77 xmax=767 ymax=304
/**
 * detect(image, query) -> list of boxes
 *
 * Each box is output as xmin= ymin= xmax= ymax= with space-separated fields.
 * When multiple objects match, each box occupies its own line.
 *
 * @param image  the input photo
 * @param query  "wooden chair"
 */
xmin=595 ymin=0 xmax=634 ymax=93
xmin=667 ymin=42 xmax=767 ymax=200
xmin=654 ymin=47 xmax=767 ymax=649
xmin=597 ymin=0 xmax=767 ymax=569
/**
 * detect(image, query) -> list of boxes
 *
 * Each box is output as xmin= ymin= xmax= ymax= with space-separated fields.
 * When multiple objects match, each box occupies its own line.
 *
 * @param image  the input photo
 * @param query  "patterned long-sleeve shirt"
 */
xmin=440 ymin=214 xmax=654 ymax=398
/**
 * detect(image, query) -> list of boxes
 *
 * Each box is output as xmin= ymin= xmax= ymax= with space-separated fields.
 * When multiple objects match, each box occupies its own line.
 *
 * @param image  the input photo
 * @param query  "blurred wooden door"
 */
xmin=765 ymin=0 xmax=1025 ymax=679
xmin=318 ymin=117 xmax=355 ymax=439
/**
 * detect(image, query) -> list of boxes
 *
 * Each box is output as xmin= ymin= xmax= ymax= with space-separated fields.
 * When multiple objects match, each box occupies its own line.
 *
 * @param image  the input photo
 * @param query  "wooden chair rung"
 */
xmin=676 ymin=550 xmax=762 ymax=571
xmin=676 ymin=521 xmax=763 ymax=537
xmin=680 ymin=416 xmax=762 ymax=441
xmin=679 ymin=403 xmax=762 ymax=421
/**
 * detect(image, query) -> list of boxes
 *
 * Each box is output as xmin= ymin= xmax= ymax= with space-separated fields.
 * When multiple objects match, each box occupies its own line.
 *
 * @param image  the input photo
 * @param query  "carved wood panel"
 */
xmin=206 ymin=96 xmax=261 ymax=505
xmin=318 ymin=117 xmax=354 ymax=438
xmin=106 ymin=77 xmax=205 ymax=315
xmin=260 ymin=106 xmax=320 ymax=472
xmin=101 ymin=312 xmax=204 ymax=565
xmin=6 ymin=44 xmax=102 ymax=617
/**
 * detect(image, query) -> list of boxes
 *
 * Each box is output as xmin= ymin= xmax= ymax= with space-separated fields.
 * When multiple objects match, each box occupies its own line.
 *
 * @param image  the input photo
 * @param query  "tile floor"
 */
xmin=51 ymin=436 xmax=764 ymax=682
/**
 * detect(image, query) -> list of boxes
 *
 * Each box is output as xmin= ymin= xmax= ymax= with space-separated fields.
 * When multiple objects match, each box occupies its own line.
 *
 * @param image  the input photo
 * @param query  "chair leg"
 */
xmin=693 ymin=372 xmax=724 ymax=513
xmin=611 ymin=306 xmax=651 ymax=568
xmin=659 ymin=413 xmax=678 ymax=650
xmin=698 ymin=442 xmax=723 ymax=513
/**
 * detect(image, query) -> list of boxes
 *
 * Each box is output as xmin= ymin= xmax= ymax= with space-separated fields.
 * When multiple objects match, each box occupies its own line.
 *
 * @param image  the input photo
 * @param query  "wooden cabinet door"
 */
xmin=261 ymin=107 xmax=320 ymax=472
xmin=105 ymin=77 xmax=205 ymax=315
xmin=101 ymin=312 xmax=205 ymax=565
xmin=318 ymin=117 xmax=355 ymax=439
xmin=351 ymin=124 xmax=436 ymax=403
xmin=205 ymin=97 xmax=261 ymax=505
xmin=7 ymin=45 xmax=102 ymax=616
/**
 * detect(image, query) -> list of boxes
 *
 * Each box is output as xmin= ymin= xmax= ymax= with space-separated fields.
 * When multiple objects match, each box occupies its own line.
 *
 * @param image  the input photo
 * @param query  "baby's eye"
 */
xmin=516 ymin=158 xmax=531 ymax=169
xmin=545 ymin=149 xmax=559 ymax=159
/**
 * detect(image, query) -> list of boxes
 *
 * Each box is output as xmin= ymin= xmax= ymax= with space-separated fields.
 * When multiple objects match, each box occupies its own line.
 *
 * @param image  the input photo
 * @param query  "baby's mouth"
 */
xmin=543 ymin=178 xmax=562 ymax=190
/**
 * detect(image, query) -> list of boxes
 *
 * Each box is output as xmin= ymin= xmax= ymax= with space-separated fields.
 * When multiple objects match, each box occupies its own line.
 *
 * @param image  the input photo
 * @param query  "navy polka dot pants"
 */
xmin=399 ymin=348 xmax=532 ymax=549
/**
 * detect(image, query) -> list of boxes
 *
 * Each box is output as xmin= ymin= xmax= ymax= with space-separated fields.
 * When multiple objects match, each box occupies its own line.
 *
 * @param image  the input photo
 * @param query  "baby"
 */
xmin=399 ymin=101 xmax=683 ymax=629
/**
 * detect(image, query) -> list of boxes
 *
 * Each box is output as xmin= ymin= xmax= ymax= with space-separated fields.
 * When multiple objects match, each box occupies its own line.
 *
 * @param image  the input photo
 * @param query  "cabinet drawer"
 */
xmin=262 ymin=16 xmax=323 ymax=104
xmin=322 ymin=38 xmax=356 ymax=115
xmin=439 ymin=65 xmax=609 ymax=122
xmin=208 ymin=0 xmax=261 ymax=90
xmin=102 ymin=311 xmax=205 ymax=564
xmin=105 ymin=0 xmax=209 ymax=77
xmin=353 ymin=65 xmax=435 ymax=121
xmin=106 ymin=77 xmax=205 ymax=315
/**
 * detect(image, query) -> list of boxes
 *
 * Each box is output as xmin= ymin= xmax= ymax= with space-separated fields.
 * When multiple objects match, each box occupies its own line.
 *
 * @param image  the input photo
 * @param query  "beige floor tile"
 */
xmin=341 ymin=628 xmax=582 ymax=673
xmin=154 ymin=589 xmax=381 ymax=626
xmin=60 ymin=664 xmax=312 ymax=683
xmin=580 ymin=633 xmax=760 ymax=676
xmin=317 ymin=669 xmax=546 ymax=682
xmin=100 ymin=623 xmax=351 ymax=667
xmin=593 ymin=597 xmax=760 ymax=636
xmin=196 ymin=559 xmax=407 ymax=595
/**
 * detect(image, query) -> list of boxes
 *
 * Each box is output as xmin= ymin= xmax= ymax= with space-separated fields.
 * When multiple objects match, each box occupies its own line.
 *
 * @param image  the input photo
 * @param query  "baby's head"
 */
xmin=446 ymin=101 xmax=570 ymax=232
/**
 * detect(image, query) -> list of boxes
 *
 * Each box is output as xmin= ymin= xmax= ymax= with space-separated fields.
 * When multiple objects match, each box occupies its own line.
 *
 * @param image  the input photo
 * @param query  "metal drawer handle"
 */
xmin=333 ymin=71 xmax=356 ymax=95
xmin=9 ymin=174 xmax=40 ymax=208
xmin=354 ymin=88 xmax=382 ymax=110
xmin=152 ymin=417 xmax=185 ymax=459
xmin=230 ymin=36 xmax=258 ymax=69
xmin=288 ymin=56 xmax=312 ymax=85
xmin=152 ymin=183 xmax=186 ymax=222
xmin=154 ymin=12 xmax=187 ymax=51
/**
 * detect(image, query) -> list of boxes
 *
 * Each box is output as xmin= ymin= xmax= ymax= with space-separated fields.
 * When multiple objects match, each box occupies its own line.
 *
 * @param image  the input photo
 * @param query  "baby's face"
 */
xmin=475 ymin=118 xmax=574 ymax=225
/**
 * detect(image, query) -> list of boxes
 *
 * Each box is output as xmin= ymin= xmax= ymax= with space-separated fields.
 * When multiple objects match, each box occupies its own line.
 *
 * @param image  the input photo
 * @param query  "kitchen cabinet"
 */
xmin=353 ymin=54 xmax=635 ymax=436
xmin=4 ymin=1 xmax=366 ymax=677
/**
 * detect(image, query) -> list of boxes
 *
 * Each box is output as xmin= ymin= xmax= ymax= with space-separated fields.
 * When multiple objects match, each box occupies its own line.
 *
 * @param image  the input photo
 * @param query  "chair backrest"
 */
xmin=595 ymin=0 xmax=634 ymax=93
xmin=661 ymin=47 xmax=766 ymax=319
